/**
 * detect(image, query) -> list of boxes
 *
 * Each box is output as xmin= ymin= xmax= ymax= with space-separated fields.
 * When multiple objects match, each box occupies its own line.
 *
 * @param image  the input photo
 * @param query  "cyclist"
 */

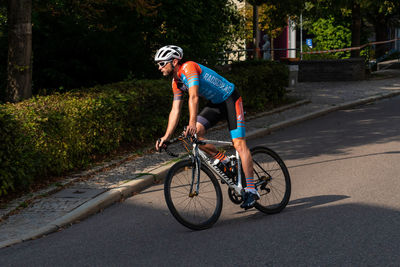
xmin=154 ymin=45 xmax=259 ymax=209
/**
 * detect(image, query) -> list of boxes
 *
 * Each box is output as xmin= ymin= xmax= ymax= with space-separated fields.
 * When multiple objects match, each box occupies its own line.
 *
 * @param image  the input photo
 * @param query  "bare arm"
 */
xmin=164 ymin=99 xmax=183 ymax=140
xmin=156 ymin=99 xmax=183 ymax=151
xmin=186 ymin=85 xmax=200 ymax=136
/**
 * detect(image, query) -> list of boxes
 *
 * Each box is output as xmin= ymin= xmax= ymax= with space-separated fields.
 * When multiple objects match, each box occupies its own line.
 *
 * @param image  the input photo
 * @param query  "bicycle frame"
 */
xmin=163 ymin=133 xmax=291 ymax=230
xmin=189 ymin=139 xmax=244 ymax=197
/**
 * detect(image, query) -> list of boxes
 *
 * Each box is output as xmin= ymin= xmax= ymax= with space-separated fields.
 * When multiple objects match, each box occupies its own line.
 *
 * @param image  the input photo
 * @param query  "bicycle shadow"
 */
xmin=233 ymin=195 xmax=350 ymax=216
xmin=285 ymin=195 xmax=350 ymax=211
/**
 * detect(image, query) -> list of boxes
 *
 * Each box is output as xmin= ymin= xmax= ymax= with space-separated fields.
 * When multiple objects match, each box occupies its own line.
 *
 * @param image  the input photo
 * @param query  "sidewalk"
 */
xmin=1 ymin=69 xmax=400 ymax=248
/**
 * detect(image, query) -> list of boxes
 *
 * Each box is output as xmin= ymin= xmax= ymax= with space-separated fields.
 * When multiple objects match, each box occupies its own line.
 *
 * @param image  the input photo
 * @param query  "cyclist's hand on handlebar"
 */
xmin=156 ymin=137 xmax=168 ymax=152
xmin=185 ymin=123 xmax=197 ymax=137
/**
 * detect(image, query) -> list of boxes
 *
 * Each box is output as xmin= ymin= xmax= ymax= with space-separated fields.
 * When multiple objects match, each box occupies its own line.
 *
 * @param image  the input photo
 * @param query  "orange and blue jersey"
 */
xmin=172 ymin=61 xmax=235 ymax=104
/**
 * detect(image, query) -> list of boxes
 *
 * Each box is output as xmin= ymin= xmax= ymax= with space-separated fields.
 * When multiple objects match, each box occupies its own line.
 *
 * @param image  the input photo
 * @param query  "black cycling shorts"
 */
xmin=197 ymin=89 xmax=245 ymax=139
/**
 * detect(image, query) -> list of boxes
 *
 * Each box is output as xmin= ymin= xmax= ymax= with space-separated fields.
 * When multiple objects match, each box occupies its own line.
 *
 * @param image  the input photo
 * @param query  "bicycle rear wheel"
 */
xmin=164 ymin=159 xmax=223 ymax=230
xmin=251 ymin=146 xmax=291 ymax=214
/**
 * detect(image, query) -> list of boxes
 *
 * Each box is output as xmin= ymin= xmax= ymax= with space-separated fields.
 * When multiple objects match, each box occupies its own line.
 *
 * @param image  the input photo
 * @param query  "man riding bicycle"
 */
xmin=154 ymin=45 xmax=259 ymax=209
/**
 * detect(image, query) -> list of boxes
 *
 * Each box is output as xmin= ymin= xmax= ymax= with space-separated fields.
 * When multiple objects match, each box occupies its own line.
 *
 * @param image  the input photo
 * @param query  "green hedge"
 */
xmin=0 ymin=61 xmax=288 ymax=197
xmin=0 ymin=106 xmax=39 ymax=196
xmin=227 ymin=61 xmax=289 ymax=111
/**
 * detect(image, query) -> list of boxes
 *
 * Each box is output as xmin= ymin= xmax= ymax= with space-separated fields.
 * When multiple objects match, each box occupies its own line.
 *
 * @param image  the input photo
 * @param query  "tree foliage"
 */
xmin=0 ymin=0 xmax=243 ymax=95
xmin=243 ymin=3 xmax=285 ymax=40
xmin=152 ymin=1 xmax=243 ymax=65
xmin=304 ymin=0 xmax=400 ymax=57
xmin=306 ymin=0 xmax=400 ymax=23
xmin=245 ymin=0 xmax=400 ymax=59
xmin=0 ymin=6 xmax=7 ymax=99
xmin=244 ymin=0 xmax=304 ymax=39
xmin=30 ymin=0 xmax=162 ymax=91
xmin=303 ymin=16 xmax=352 ymax=59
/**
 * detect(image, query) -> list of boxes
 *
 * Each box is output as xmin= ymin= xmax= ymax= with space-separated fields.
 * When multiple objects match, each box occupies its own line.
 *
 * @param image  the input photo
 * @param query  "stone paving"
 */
xmin=1 ymin=69 xmax=400 ymax=245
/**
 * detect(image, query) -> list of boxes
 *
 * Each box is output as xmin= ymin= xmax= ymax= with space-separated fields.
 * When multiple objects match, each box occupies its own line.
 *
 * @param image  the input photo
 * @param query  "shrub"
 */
xmin=0 ymin=106 xmax=40 ymax=196
xmin=226 ymin=60 xmax=289 ymax=112
xmin=1 ymin=79 xmax=173 ymax=197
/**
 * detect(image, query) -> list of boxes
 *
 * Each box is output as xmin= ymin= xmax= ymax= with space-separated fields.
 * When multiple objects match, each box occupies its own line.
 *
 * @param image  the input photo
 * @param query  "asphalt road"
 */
xmin=1 ymin=96 xmax=400 ymax=266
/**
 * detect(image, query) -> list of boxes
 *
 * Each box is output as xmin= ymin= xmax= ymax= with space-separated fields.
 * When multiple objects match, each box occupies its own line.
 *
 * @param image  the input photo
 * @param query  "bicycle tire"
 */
xmin=251 ymin=146 xmax=291 ymax=214
xmin=164 ymin=159 xmax=223 ymax=230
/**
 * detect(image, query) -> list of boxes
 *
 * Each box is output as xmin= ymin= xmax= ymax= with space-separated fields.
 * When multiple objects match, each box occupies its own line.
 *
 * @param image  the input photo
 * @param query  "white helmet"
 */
xmin=154 ymin=45 xmax=183 ymax=62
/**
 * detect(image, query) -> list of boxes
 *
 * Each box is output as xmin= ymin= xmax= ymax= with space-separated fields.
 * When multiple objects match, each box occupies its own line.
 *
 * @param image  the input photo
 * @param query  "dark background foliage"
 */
xmin=0 ymin=0 xmax=243 ymax=95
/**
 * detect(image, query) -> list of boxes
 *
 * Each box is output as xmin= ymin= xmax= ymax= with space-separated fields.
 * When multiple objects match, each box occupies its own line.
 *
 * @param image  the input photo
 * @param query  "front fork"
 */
xmin=189 ymin=145 xmax=201 ymax=197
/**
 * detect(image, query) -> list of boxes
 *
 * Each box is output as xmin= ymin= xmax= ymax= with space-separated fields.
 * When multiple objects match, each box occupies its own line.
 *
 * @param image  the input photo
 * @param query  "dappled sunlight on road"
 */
xmin=248 ymin=97 xmax=400 ymax=162
xmin=285 ymin=150 xmax=400 ymax=170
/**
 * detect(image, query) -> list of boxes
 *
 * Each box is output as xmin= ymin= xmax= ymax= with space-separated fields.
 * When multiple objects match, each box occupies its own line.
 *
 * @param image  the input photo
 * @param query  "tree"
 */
xmin=154 ymin=0 xmax=243 ymax=65
xmin=26 ymin=0 xmax=242 ymax=91
xmin=248 ymin=0 xmax=304 ymax=29
xmin=305 ymin=0 xmax=400 ymax=58
xmin=0 ymin=6 xmax=7 ymax=100
xmin=31 ymin=0 xmax=161 ymax=90
xmin=0 ymin=0 xmax=244 ymax=94
xmin=365 ymin=1 xmax=400 ymax=58
xmin=303 ymin=0 xmax=361 ymax=58
xmin=350 ymin=2 xmax=361 ymax=57
xmin=305 ymin=16 xmax=352 ymax=59
xmin=244 ymin=0 xmax=304 ymax=59
xmin=246 ymin=0 xmax=264 ymax=58
xmin=6 ymin=0 xmax=32 ymax=103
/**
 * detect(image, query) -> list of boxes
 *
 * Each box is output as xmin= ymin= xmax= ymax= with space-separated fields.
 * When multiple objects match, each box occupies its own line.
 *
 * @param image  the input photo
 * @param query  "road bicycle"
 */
xmin=159 ymin=131 xmax=291 ymax=230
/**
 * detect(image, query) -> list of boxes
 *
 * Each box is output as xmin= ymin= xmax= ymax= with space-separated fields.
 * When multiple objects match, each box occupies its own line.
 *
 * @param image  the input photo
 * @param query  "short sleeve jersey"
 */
xmin=172 ymin=61 xmax=235 ymax=104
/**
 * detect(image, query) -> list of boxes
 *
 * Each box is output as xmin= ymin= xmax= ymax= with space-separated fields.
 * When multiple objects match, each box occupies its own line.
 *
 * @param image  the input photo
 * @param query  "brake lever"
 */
xmin=187 ymin=134 xmax=205 ymax=146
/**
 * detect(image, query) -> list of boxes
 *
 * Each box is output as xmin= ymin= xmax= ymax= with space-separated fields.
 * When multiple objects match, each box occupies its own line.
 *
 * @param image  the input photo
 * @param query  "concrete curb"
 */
xmin=2 ymin=91 xmax=399 ymax=249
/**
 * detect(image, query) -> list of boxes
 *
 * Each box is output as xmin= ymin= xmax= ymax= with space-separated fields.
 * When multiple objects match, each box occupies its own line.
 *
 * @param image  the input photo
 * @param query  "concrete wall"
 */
xmin=299 ymin=58 xmax=366 ymax=82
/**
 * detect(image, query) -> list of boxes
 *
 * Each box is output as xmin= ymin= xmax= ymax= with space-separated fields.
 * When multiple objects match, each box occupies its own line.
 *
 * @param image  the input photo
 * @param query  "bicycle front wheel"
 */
xmin=164 ymin=159 xmax=223 ymax=230
xmin=251 ymin=146 xmax=291 ymax=214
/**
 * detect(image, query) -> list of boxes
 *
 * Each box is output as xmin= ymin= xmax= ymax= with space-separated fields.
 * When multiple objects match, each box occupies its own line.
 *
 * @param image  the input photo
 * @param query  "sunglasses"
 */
xmin=157 ymin=61 xmax=172 ymax=68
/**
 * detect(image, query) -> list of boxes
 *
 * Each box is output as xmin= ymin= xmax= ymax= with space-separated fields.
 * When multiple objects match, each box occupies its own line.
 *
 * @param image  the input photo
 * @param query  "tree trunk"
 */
xmin=6 ymin=0 xmax=32 ymax=103
xmin=351 ymin=2 xmax=361 ymax=58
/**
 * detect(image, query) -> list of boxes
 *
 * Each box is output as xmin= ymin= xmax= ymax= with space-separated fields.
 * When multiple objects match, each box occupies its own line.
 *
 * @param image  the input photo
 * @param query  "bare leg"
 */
xmin=196 ymin=122 xmax=218 ymax=156
xmin=231 ymin=137 xmax=253 ymax=179
xmin=235 ymin=137 xmax=258 ymax=209
xmin=197 ymin=122 xmax=253 ymax=179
